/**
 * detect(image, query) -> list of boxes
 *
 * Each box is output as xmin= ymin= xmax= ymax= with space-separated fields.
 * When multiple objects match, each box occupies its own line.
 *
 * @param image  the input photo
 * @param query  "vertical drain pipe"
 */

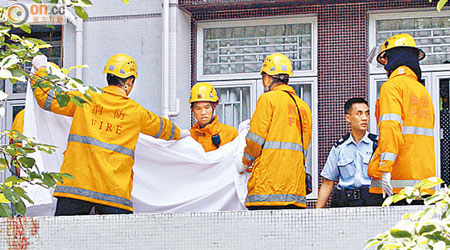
xmin=168 ymin=0 xmax=180 ymax=118
xmin=162 ymin=0 xmax=170 ymax=118
xmin=65 ymin=11 xmax=83 ymax=80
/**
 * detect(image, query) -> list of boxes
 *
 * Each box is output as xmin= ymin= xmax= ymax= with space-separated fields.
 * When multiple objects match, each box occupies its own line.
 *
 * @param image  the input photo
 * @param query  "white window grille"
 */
xmin=215 ymin=86 xmax=251 ymax=129
xmin=197 ymin=16 xmax=317 ymax=81
xmin=369 ymin=11 xmax=450 ymax=73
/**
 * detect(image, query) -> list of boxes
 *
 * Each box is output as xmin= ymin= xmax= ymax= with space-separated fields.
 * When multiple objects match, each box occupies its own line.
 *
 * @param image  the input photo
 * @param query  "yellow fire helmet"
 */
xmin=103 ymin=53 xmax=138 ymax=79
xmin=189 ymin=82 xmax=219 ymax=103
xmin=260 ymin=53 xmax=293 ymax=76
xmin=377 ymin=33 xmax=425 ymax=65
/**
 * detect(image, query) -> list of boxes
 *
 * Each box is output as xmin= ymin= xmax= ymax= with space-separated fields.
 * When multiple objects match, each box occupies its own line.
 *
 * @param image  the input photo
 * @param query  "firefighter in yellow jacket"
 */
xmin=238 ymin=53 xmax=312 ymax=210
xmin=31 ymin=54 xmax=189 ymax=215
xmin=189 ymin=82 xmax=238 ymax=152
xmin=368 ymin=34 xmax=436 ymax=204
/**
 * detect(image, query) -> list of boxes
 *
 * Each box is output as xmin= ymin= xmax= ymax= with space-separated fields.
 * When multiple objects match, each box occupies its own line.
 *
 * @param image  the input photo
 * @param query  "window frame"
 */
xmin=211 ymin=80 xmax=258 ymax=128
xmin=196 ymin=15 xmax=318 ymax=81
xmin=257 ymin=77 xmax=319 ymax=199
xmin=368 ymin=9 xmax=450 ymax=75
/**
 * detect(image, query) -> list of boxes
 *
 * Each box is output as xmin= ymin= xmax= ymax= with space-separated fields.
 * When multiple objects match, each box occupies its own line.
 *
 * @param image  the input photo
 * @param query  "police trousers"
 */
xmin=331 ymin=186 xmax=382 ymax=207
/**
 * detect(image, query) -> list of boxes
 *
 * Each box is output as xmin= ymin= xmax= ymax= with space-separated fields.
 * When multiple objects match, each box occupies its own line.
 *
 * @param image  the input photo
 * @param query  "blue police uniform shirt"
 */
xmin=321 ymin=131 xmax=376 ymax=190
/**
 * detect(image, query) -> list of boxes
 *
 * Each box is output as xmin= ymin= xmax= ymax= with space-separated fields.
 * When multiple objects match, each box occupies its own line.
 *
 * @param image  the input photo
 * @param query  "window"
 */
xmin=198 ymin=16 xmax=318 ymax=198
xmin=0 ymin=26 xmax=62 ymax=135
xmin=369 ymin=10 xmax=450 ymax=73
xmin=369 ymin=10 xmax=450 ymax=182
xmin=197 ymin=16 xmax=317 ymax=81
xmin=215 ymin=86 xmax=251 ymax=129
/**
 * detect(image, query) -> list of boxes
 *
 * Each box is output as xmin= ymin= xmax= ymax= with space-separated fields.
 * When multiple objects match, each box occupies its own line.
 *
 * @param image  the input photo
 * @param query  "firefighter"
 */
xmin=10 ymin=108 xmax=25 ymax=176
xmin=238 ymin=53 xmax=313 ymax=210
xmin=189 ymin=82 xmax=238 ymax=152
xmin=368 ymin=33 xmax=436 ymax=204
xmin=31 ymin=54 xmax=190 ymax=215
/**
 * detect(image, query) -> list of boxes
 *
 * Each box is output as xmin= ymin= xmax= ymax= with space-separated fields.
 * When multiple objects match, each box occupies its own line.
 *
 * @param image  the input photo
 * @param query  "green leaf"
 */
xmin=29 ymin=172 xmax=40 ymax=180
xmin=42 ymin=173 xmax=56 ymax=187
xmin=17 ymin=156 xmax=35 ymax=168
xmin=13 ymin=187 xmax=33 ymax=204
xmin=32 ymin=0 xmax=43 ymax=3
xmin=70 ymin=95 xmax=86 ymax=107
xmin=418 ymin=177 xmax=443 ymax=189
xmin=12 ymin=199 xmax=26 ymax=216
xmin=0 ymin=158 xmax=7 ymax=166
xmin=19 ymin=24 xmax=31 ymax=34
xmin=0 ymin=202 xmax=12 ymax=217
xmin=74 ymin=6 xmax=89 ymax=21
xmin=59 ymin=173 xmax=74 ymax=180
xmin=437 ymin=0 xmax=449 ymax=11
xmin=5 ymin=176 xmax=20 ymax=185
xmin=390 ymin=228 xmax=412 ymax=238
xmin=56 ymin=94 xmax=70 ymax=107
xmin=364 ymin=238 xmax=382 ymax=249
xmin=424 ymin=194 xmax=443 ymax=205
xmin=49 ymin=173 xmax=63 ymax=183
xmin=83 ymin=92 xmax=92 ymax=102
xmin=3 ymin=188 xmax=20 ymax=203
xmin=81 ymin=0 xmax=93 ymax=4
xmin=418 ymin=223 xmax=436 ymax=235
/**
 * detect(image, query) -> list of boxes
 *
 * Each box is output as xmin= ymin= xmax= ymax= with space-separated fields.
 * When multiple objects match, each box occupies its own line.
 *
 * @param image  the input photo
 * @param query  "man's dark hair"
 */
xmin=106 ymin=73 xmax=135 ymax=86
xmin=344 ymin=98 xmax=368 ymax=114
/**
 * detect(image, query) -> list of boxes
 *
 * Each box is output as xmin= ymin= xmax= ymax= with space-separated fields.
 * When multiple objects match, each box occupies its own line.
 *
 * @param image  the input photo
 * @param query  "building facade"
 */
xmin=1 ymin=0 xmax=449 ymax=206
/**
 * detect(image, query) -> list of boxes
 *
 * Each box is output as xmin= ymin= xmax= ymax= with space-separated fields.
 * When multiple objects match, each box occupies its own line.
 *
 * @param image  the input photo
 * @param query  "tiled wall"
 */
xmin=0 ymin=206 xmax=425 ymax=249
xmin=183 ymin=0 xmax=434 ymax=207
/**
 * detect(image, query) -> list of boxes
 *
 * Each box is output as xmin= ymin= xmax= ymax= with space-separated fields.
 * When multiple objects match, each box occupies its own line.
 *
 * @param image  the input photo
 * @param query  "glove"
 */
xmin=179 ymin=129 xmax=191 ymax=139
xmin=238 ymin=119 xmax=251 ymax=133
xmin=32 ymin=55 xmax=48 ymax=70
xmin=236 ymin=162 xmax=248 ymax=174
xmin=382 ymin=172 xmax=393 ymax=198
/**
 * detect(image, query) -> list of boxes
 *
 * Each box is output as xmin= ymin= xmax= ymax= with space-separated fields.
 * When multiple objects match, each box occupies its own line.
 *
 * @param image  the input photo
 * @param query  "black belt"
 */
xmin=339 ymin=186 xmax=369 ymax=200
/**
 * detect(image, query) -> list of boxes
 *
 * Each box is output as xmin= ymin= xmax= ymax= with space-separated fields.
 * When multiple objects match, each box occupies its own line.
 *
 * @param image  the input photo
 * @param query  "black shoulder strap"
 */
xmin=368 ymin=133 xmax=378 ymax=153
xmin=282 ymin=90 xmax=305 ymax=165
xmin=333 ymin=133 xmax=350 ymax=148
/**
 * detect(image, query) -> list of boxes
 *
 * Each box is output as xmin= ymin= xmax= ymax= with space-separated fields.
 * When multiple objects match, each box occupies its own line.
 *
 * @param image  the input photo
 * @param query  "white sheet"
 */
xmin=22 ymin=84 xmax=249 ymax=216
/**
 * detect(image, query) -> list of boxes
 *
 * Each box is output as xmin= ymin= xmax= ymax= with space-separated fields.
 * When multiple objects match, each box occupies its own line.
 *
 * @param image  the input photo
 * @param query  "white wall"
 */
xmin=63 ymin=0 xmax=192 ymax=128
xmin=0 ymin=206 xmax=424 ymax=249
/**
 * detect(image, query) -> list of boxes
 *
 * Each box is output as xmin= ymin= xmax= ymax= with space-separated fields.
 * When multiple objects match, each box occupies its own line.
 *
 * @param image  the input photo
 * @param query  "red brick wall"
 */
xmin=184 ymin=0 xmax=434 ymax=207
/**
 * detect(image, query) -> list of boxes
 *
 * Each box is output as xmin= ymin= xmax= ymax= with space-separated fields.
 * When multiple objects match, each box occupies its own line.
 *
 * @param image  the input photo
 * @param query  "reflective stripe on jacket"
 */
xmin=368 ymin=66 xmax=436 ymax=194
xmin=190 ymin=115 xmax=238 ymax=152
xmin=32 ymin=69 xmax=180 ymax=211
xmin=243 ymin=84 xmax=312 ymax=208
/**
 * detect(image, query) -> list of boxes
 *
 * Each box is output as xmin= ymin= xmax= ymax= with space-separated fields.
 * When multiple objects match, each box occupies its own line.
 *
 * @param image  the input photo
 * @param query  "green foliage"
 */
xmin=365 ymin=177 xmax=450 ymax=250
xmin=429 ymin=0 xmax=449 ymax=11
xmin=0 ymin=0 xmax=120 ymax=217
xmin=0 ymin=130 xmax=73 ymax=217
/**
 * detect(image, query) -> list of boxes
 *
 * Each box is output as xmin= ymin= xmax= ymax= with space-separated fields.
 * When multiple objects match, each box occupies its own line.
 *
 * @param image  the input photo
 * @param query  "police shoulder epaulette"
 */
xmin=333 ymin=133 xmax=350 ymax=148
xmin=368 ymin=133 xmax=378 ymax=142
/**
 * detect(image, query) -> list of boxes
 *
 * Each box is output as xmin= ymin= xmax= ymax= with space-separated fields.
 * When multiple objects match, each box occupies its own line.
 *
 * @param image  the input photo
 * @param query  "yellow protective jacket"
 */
xmin=190 ymin=115 xmax=238 ymax=152
xmin=31 ymin=69 xmax=180 ymax=211
xmin=368 ymin=66 xmax=436 ymax=194
xmin=12 ymin=109 xmax=24 ymax=134
xmin=242 ymin=84 xmax=312 ymax=208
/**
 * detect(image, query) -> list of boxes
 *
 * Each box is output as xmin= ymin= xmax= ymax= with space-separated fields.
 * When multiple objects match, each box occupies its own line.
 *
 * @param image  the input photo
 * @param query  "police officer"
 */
xmin=316 ymin=98 xmax=378 ymax=208
xmin=368 ymin=34 xmax=436 ymax=203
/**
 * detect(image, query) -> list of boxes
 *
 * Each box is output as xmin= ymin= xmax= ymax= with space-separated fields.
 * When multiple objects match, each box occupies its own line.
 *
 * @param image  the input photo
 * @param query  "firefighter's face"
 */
xmin=345 ymin=103 xmax=370 ymax=133
xmin=192 ymin=101 xmax=214 ymax=127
